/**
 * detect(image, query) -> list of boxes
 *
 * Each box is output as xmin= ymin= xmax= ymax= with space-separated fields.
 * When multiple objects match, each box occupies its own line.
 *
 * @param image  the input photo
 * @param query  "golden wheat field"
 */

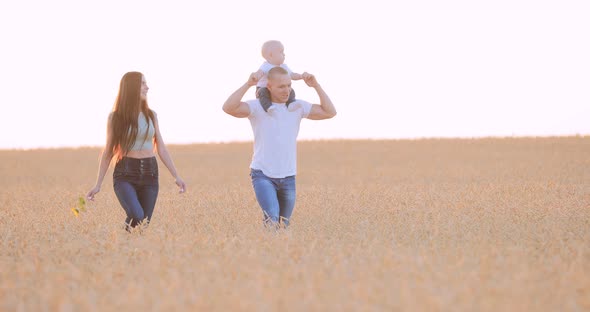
xmin=1 ymin=138 xmax=589 ymax=311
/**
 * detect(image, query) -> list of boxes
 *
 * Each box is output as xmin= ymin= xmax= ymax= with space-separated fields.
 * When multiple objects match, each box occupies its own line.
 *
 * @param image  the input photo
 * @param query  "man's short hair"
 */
xmin=268 ymin=66 xmax=289 ymax=82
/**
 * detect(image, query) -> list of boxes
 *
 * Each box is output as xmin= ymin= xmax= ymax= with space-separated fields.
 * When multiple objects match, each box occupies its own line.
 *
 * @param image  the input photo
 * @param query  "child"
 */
xmin=255 ymin=40 xmax=303 ymax=112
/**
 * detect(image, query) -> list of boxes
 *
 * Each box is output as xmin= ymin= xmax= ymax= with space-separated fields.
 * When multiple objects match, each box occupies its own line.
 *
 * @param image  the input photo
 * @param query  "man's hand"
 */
xmin=248 ymin=72 xmax=261 ymax=86
xmin=302 ymin=72 xmax=319 ymax=88
xmin=254 ymin=69 xmax=264 ymax=80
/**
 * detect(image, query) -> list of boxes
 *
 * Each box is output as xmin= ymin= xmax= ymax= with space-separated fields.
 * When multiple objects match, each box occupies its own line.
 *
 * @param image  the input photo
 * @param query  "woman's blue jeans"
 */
xmin=113 ymin=157 xmax=159 ymax=229
xmin=250 ymin=169 xmax=296 ymax=227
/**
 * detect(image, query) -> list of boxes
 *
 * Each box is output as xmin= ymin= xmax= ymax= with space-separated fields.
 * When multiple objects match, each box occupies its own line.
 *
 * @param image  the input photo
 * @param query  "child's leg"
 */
xmin=256 ymin=87 xmax=272 ymax=112
xmin=286 ymin=88 xmax=296 ymax=105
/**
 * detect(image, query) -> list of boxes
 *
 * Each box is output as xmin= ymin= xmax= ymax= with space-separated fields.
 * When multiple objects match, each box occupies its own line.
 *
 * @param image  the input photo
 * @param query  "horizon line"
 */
xmin=1 ymin=134 xmax=588 ymax=151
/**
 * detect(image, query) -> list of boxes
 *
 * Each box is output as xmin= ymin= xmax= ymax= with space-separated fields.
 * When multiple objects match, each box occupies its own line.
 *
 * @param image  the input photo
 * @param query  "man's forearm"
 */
xmin=223 ymin=83 xmax=250 ymax=114
xmin=315 ymin=85 xmax=337 ymax=117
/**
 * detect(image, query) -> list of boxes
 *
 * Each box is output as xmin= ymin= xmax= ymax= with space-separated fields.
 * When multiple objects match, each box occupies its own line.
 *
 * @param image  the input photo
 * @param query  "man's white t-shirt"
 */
xmin=256 ymin=62 xmax=293 ymax=88
xmin=247 ymin=99 xmax=313 ymax=178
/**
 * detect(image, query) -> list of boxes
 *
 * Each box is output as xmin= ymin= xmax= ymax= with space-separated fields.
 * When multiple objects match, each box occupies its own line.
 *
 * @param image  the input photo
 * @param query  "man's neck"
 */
xmin=270 ymin=98 xmax=286 ymax=105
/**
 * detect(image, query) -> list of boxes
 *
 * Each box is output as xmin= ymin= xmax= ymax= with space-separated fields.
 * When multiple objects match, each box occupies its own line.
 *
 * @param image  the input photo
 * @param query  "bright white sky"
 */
xmin=1 ymin=0 xmax=589 ymax=149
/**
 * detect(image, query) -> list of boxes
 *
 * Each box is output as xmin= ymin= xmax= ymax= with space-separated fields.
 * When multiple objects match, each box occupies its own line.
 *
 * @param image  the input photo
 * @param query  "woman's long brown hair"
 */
xmin=108 ymin=72 xmax=155 ymax=160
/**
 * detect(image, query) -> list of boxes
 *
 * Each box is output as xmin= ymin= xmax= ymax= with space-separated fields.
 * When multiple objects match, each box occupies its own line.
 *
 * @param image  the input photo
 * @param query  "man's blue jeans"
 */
xmin=250 ymin=169 xmax=296 ymax=227
xmin=113 ymin=157 xmax=159 ymax=229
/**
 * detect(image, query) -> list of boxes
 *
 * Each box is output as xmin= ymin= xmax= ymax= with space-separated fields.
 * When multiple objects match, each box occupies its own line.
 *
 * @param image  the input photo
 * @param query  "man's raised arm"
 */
xmin=304 ymin=73 xmax=337 ymax=120
xmin=222 ymin=73 xmax=258 ymax=118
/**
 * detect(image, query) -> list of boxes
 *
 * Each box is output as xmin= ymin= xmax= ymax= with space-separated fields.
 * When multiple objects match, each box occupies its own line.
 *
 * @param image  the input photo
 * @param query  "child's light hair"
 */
xmin=261 ymin=40 xmax=283 ymax=58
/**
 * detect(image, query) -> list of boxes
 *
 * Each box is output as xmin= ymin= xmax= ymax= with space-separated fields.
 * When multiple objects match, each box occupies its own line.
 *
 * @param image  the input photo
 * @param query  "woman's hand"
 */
xmin=86 ymin=186 xmax=101 ymax=201
xmin=175 ymin=177 xmax=187 ymax=194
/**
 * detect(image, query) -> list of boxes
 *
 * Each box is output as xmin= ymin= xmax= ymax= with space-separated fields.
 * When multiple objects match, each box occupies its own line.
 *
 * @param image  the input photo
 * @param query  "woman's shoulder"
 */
xmin=148 ymin=109 xmax=158 ymax=125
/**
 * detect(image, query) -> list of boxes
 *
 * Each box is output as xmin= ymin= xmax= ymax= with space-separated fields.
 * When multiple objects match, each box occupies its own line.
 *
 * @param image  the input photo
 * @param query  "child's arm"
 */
xmin=282 ymin=63 xmax=302 ymax=80
xmin=290 ymin=72 xmax=303 ymax=80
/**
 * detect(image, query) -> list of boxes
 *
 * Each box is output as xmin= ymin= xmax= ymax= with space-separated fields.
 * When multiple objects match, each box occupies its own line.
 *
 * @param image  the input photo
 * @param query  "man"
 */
xmin=222 ymin=67 xmax=337 ymax=228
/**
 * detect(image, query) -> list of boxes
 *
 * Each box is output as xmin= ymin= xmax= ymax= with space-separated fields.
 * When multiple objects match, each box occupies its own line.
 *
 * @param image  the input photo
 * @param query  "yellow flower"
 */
xmin=71 ymin=207 xmax=79 ymax=217
xmin=78 ymin=197 xmax=86 ymax=212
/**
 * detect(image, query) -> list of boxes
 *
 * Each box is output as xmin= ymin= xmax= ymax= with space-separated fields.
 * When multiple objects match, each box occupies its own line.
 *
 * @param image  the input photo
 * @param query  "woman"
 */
xmin=87 ymin=71 xmax=186 ymax=230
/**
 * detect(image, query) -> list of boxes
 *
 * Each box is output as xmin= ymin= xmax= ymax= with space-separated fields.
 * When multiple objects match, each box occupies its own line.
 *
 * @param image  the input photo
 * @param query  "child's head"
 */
xmin=261 ymin=40 xmax=285 ymax=66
